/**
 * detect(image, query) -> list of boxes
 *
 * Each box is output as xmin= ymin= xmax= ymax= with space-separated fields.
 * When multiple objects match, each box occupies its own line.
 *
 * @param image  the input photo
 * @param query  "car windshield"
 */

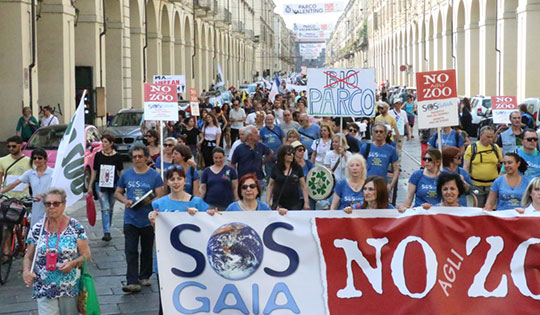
xmin=27 ymin=127 xmax=66 ymax=150
xmin=482 ymin=99 xmax=492 ymax=108
xmin=110 ymin=112 xmax=143 ymax=127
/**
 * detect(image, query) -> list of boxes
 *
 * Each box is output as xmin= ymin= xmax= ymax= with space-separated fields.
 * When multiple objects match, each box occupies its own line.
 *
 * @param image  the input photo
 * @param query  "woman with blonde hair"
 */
xmin=324 ymin=133 xmax=351 ymax=182
xmin=311 ymin=124 xmax=333 ymax=165
xmin=331 ymin=154 xmax=367 ymax=210
xmin=517 ymin=177 xmax=540 ymax=213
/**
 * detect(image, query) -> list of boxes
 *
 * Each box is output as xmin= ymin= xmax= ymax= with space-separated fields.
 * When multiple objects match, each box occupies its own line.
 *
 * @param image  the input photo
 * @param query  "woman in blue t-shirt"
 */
xmin=172 ymin=144 xmax=200 ymax=196
xmin=441 ymin=146 xmax=472 ymax=206
xmin=344 ymin=176 xmax=394 ymax=213
xmin=399 ymin=148 xmax=442 ymax=210
xmin=331 ymin=154 xmax=366 ymax=210
xmin=200 ymin=148 xmax=239 ymax=211
xmin=155 ymin=137 xmax=177 ymax=175
xmin=485 ymin=153 xmax=530 ymax=210
xmin=421 ymin=172 xmax=467 ymax=210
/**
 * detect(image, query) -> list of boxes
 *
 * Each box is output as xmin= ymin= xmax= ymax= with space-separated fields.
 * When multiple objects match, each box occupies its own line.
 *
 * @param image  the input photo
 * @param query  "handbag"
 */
xmin=77 ymin=256 xmax=100 ymax=315
xmin=0 ymin=198 xmax=26 ymax=224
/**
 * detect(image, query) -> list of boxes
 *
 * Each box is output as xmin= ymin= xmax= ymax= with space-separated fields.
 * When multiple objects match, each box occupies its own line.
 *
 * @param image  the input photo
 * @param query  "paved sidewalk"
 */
xmin=0 ymin=200 xmax=160 ymax=315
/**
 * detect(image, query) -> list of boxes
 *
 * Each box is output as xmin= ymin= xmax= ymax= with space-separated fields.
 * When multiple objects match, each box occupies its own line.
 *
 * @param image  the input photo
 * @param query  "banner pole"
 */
xmin=160 ymin=120 xmax=164 ymax=180
xmin=437 ymin=127 xmax=443 ymax=170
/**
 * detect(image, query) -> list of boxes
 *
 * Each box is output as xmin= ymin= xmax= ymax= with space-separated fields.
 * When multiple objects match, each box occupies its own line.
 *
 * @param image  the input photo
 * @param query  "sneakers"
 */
xmin=101 ymin=233 xmax=112 ymax=241
xmin=139 ymin=279 xmax=151 ymax=287
xmin=122 ymin=283 xmax=142 ymax=293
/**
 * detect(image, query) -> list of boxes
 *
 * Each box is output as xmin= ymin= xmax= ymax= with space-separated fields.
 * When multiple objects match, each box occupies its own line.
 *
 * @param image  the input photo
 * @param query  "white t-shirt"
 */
xmin=357 ymin=122 xmax=368 ymax=137
xmin=311 ymin=138 xmax=332 ymax=164
xmin=229 ymin=108 xmax=246 ymax=130
xmin=392 ymin=109 xmax=408 ymax=136
xmin=41 ymin=115 xmax=59 ymax=126
xmin=524 ymin=204 xmax=538 ymax=214
xmin=203 ymin=125 xmax=221 ymax=141
xmin=274 ymin=108 xmax=284 ymax=125
xmin=324 ymin=150 xmax=352 ymax=182
xmin=245 ymin=112 xmax=257 ymax=126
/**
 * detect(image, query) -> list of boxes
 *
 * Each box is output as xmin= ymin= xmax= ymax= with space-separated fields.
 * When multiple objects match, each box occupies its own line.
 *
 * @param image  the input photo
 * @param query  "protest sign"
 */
xmin=416 ymin=70 xmax=459 ymax=129
xmin=153 ymin=75 xmax=186 ymax=94
xmin=156 ymin=209 xmax=540 ymax=315
xmin=307 ymin=68 xmax=376 ymax=117
xmin=492 ymin=96 xmax=518 ymax=124
xmin=143 ymin=83 xmax=178 ymax=121
xmin=188 ymin=88 xmax=200 ymax=116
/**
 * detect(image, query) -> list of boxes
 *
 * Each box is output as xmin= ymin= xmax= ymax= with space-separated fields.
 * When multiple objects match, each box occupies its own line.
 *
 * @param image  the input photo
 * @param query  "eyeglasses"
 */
xmin=7 ymin=145 xmax=17 ymax=148
xmin=241 ymin=184 xmax=257 ymax=190
xmin=374 ymin=130 xmax=386 ymax=134
xmin=132 ymin=155 xmax=145 ymax=160
xmin=295 ymin=148 xmax=305 ymax=152
xmin=349 ymin=129 xmax=357 ymax=133
xmin=423 ymin=157 xmax=433 ymax=162
xmin=145 ymin=134 xmax=153 ymax=138
xmin=526 ymin=137 xmax=539 ymax=142
xmin=286 ymin=150 xmax=294 ymax=155
xmin=32 ymin=156 xmax=45 ymax=161
xmin=163 ymin=143 xmax=174 ymax=147
xmin=44 ymin=201 xmax=64 ymax=208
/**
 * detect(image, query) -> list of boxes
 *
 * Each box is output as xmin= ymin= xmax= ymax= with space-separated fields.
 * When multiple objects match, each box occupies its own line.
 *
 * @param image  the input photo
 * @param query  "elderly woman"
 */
xmin=87 ymin=133 xmax=124 ymax=241
xmin=516 ymin=177 xmax=540 ymax=213
xmin=0 ymin=148 xmax=52 ymax=227
xmin=155 ymin=137 xmax=177 ymax=174
xmin=331 ymin=154 xmax=367 ymax=210
xmin=485 ymin=153 xmax=530 ymax=211
xmin=344 ymin=176 xmax=393 ymax=213
xmin=23 ymin=188 xmax=91 ymax=314
xmin=200 ymin=148 xmax=239 ymax=211
xmin=399 ymin=148 xmax=441 ymax=210
xmin=16 ymin=106 xmax=39 ymax=141
xmin=441 ymin=146 xmax=472 ymax=206
xmin=266 ymin=145 xmax=310 ymax=210
xmin=172 ymin=144 xmax=200 ymax=196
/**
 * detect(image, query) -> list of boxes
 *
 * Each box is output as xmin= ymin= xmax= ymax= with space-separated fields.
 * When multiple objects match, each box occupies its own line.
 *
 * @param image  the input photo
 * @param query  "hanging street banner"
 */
xmin=492 ymin=96 xmax=518 ymax=124
xmin=50 ymin=91 xmax=87 ymax=207
xmin=283 ymin=2 xmax=346 ymax=15
xmin=155 ymin=209 xmax=540 ymax=315
xmin=295 ymin=31 xmax=332 ymax=40
xmin=144 ymin=83 xmax=178 ymax=121
xmin=307 ymin=68 xmax=376 ymax=117
xmin=293 ymin=23 xmax=335 ymax=32
xmin=153 ymin=75 xmax=186 ymax=94
xmin=189 ymin=88 xmax=200 ymax=117
xmin=416 ymin=69 xmax=459 ymax=129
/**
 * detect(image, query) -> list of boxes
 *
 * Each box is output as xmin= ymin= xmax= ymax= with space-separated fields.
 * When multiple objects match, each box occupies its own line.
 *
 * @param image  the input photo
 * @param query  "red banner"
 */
xmin=491 ymin=96 xmax=518 ymax=110
xmin=316 ymin=214 xmax=540 ymax=314
xmin=416 ymin=70 xmax=457 ymax=102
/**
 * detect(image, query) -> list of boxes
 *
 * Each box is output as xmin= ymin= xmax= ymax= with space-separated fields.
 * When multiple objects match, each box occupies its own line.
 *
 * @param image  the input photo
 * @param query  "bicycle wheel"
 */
xmin=0 ymin=226 xmax=15 ymax=285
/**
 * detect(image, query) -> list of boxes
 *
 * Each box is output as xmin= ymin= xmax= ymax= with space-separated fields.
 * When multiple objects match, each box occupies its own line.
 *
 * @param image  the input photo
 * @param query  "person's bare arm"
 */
xmin=232 ymin=179 xmax=239 ymax=201
xmin=114 ymin=187 xmax=133 ymax=207
xmin=484 ymin=191 xmax=497 ymax=211
xmin=199 ymin=183 xmax=207 ymax=200
xmin=330 ymin=192 xmax=340 ymax=210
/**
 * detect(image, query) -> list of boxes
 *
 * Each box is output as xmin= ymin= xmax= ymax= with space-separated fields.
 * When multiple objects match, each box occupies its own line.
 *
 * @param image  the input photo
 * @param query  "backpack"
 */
xmin=469 ymin=142 xmax=500 ymax=176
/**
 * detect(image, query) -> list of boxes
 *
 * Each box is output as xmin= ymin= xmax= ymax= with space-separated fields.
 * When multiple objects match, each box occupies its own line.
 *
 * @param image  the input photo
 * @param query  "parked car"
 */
xmin=470 ymin=96 xmax=492 ymax=133
xmin=103 ymin=109 xmax=144 ymax=157
xmin=22 ymin=124 xmax=102 ymax=191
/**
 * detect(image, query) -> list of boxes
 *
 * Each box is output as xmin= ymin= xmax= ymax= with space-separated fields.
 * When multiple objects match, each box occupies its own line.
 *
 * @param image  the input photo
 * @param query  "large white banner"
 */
xmin=283 ymin=2 xmax=346 ymax=14
xmin=50 ymin=91 xmax=86 ymax=207
xmin=153 ymin=75 xmax=186 ymax=94
xmin=308 ymin=68 xmax=376 ymax=117
xmin=156 ymin=210 xmax=540 ymax=315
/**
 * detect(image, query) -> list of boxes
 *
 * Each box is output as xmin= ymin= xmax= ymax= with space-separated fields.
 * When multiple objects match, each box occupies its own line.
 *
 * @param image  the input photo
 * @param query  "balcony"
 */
xmin=245 ymin=29 xmax=254 ymax=41
xmin=194 ymin=0 xmax=212 ymax=17
xmin=215 ymin=7 xmax=232 ymax=28
xmin=232 ymin=21 xmax=244 ymax=34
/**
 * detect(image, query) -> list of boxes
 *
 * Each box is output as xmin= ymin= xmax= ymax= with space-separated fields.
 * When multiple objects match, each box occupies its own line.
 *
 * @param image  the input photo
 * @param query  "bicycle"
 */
xmin=0 ymin=194 xmax=33 ymax=285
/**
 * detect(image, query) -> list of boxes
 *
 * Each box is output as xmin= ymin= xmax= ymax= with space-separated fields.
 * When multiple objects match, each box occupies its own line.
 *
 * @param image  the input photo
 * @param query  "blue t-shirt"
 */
xmin=152 ymin=195 xmax=208 ymax=273
xmin=231 ymin=142 xmax=272 ymax=180
xmin=427 ymin=130 xmax=464 ymax=149
xmin=360 ymin=143 xmax=399 ymax=179
xmin=490 ymin=175 xmax=531 ymax=210
xmin=117 ymin=168 xmax=164 ymax=227
xmin=168 ymin=164 xmax=200 ymax=195
xmin=409 ymin=169 xmax=440 ymax=207
xmin=259 ymin=125 xmax=284 ymax=153
xmin=298 ymin=124 xmax=321 ymax=154
xmin=155 ymin=156 xmax=174 ymax=171
xmin=441 ymin=167 xmax=473 ymax=207
xmin=201 ymin=165 xmax=238 ymax=207
xmin=334 ymin=179 xmax=364 ymax=210
xmin=517 ymin=147 xmax=540 ymax=178
xmin=225 ymin=200 xmax=272 ymax=211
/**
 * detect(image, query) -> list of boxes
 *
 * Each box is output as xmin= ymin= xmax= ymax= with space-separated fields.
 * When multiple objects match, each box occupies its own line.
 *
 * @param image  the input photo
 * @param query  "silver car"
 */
xmin=103 ymin=109 xmax=144 ymax=157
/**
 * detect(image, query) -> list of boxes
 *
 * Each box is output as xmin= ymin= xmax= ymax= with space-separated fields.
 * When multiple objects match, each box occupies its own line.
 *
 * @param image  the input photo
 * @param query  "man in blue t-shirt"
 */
xmin=115 ymin=144 xmax=164 ymax=293
xmin=260 ymin=114 xmax=284 ymax=180
xmin=298 ymin=113 xmax=320 ymax=155
xmin=231 ymin=125 xmax=273 ymax=180
xmin=360 ymin=123 xmax=400 ymax=191
xmin=517 ymin=129 xmax=540 ymax=178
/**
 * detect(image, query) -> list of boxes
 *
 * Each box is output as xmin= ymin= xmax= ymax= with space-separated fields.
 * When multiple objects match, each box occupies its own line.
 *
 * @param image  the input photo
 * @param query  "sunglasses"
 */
xmin=241 ymin=184 xmax=257 ymax=190
xmin=32 ymin=156 xmax=45 ymax=161
xmin=163 ymin=143 xmax=174 ymax=147
xmin=145 ymin=135 xmax=153 ymax=138
xmin=44 ymin=201 xmax=64 ymax=208
xmin=286 ymin=150 xmax=294 ymax=155
xmin=349 ymin=129 xmax=357 ymax=132
xmin=423 ymin=157 xmax=433 ymax=162
xmin=295 ymin=148 xmax=305 ymax=152
xmin=7 ymin=145 xmax=18 ymax=148
xmin=374 ymin=130 xmax=386 ymax=134
xmin=132 ymin=155 xmax=145 ymax=160
xmin=526 ymin=137 xmax=539 ymax=142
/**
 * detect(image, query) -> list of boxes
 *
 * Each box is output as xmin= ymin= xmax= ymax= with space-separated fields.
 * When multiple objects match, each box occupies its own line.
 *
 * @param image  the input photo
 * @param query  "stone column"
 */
xmin=37 ymin=0 xmax=77 ymax=122
xmin=147 ymin=31 xmax=161 ymax=80
xmin=497 ymin=3 xmax=517 ymax=96
xmin=130 ymin=27 xmax=144 ymax=108
xmin=455 ymin=25 xmax=466 ymax=96
xmin=479 ymin=15 xmax=497 ymax=96
xmin=464 ymin=21 xmax=480 ymax=97
xmin=516 ymin=1 xmax=540 ymax=100
xmin=174 ymin=39 xmax=185 ymax=92
xmin=161 ymin=35 xmax=173 ymax=75
xmin=105 ymin=21 xmax=124 ymax=114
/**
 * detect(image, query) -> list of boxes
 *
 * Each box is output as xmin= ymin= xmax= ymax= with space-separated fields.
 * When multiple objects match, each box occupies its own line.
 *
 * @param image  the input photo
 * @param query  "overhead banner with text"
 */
xmin=283 ymin=2 xmax=346 ymax=14
xmin=308 ymin=68 xmax=376 ymax=117
xmin=156 ymin=209 xmax=540 ymax=315
xmin=416 ymin=69 xmax=459 ymax=129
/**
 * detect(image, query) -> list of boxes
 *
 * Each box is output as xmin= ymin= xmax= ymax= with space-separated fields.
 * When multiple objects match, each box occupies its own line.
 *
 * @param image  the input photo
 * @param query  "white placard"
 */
xmin=153 ymin=75 xmax=186 ymax=94
xmin=98 ymin=164 xmax=115 ymax=188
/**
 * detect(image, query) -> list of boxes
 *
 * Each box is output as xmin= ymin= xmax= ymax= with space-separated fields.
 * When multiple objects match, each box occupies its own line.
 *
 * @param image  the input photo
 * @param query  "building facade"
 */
xmin=326 ymin=0 xmax=540 ymax=101
xmin=273 ymin=14 xmax=296 ymax=75
xmin=0 ymin=0 xmax=288 ymax=136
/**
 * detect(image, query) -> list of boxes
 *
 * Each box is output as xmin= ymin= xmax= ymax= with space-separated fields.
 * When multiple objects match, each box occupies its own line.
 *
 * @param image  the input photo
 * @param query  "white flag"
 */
xmin=50 ymin=91 xmax=87 ymax=207
xmin=215 ymin=63 xmax=225 ymax=88
xmin=269 ymin=75 xmax=280 ymax=102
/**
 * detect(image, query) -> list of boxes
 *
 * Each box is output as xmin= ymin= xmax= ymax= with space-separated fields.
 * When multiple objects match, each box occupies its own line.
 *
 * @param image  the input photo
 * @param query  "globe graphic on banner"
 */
xmin=207 ymin=222 xmax=263 ymax=280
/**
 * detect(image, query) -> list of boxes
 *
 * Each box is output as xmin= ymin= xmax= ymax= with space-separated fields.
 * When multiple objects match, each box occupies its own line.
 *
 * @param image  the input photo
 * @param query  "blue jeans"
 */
xmin=96 ymin=185 xmax=115 ymax=234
